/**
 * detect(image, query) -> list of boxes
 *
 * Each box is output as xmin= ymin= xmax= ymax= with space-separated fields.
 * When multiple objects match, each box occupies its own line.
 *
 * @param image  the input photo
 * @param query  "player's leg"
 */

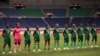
xmin=91 ymin=37 xmax=94 ymax=47
xmin=71 ymin=38 xmax=74 ymax=49
xmin=57 ymin=39 xmax=60 ymax=50
xmin=94 ymin=36 xmax=98 ymax=47
xmin=44 ymin=40 xmax=47 ymax=50
xmin=14 ymin=39 xmax=17 ymax=53
xmin=63 ymin=39 xmax=66 ymax=50
xmin=78 ymin=38 xmax=80 ymax=48
xmin=87 ymin=37 xmax=90 ymax=47
xmin=8 ymin=40 xmax=12 ymax=53
xmin=24 ymin=42 xmax=27 ymax=50
xmin=33 ymin=40 xmax=36 ymax=52
xmin=3 ymin=43 xmax=6 ymax=54
xmin=28 ymin=42 xmax=31 ymax=51
xmin=18 ymin=39 xmax=21 ymax=52
xmin=73 ymin=38 xmax=76 ymax=48
xmin=37 ymin=40 xmax=41 ymax=51
xmin=54 ymin=39 xmax=57 ymax=50
xmin=48 ymin=39 xmax=50 ymax=50
xmin=84 ymin=38 xmax=87 ymax=48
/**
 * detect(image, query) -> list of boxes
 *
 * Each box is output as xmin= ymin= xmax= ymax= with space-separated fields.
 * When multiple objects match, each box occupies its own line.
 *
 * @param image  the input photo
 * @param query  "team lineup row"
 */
xmin=2 ymin=22 xmax=98 ymax=54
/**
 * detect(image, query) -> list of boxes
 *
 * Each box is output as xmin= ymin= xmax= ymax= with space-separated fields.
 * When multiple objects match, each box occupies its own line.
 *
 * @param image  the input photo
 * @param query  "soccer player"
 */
xmin=71 ymin=24 xmax=77 ymax=49
xmin=2 ymin=23 xmax=12 ymax=54
xmin=13 ymin=23 xmax=21 ymax=53
xmin=84 ymin=23 xmax=90 ymax=48
xmin=33 ymin=25 xmax=41 ymax=52
xmin=24 ymin=26 xmax=31 ymax=51
xmin=53 ymin=23 xmax=60 ymax=50
xmin=44 ymin=24 xmax=50 ymax=50
xmin=91 ymin=24 xmax=98 ymax=47
xmin=63 ymin=24 xmax=69 ymax=50
xmin=77 ymin=23 xmax=84 ymax=48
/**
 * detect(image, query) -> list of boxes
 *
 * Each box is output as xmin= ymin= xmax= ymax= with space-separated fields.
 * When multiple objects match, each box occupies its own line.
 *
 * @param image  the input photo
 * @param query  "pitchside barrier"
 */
xmin=0 ymin=28 xmax=100 ymax=35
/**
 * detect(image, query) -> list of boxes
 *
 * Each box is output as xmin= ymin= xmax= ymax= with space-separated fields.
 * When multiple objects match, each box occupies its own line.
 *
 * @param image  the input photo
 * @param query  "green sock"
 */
xmin=66 ymin=42 xmax=68 ymax=47
xmin=57 ymin=42 xmax=59 ymax=48
xmin=64 ymin=42 xmax=66 ymax=47
xmin=54 ymin=42 xmax=56 ymax=48
xmin=78 ymin=42 xmax=80 ymax=47
xmin=87 ymin=41 xmax=89 ymax=46
xmin=84 ymin=41 xmax=87 ymax=47
xmin=74 ymin=42 xmax=76 ymax=48
xmin=38 ymin=44 xmax=40 ymax=49
xmin=33 ymin=44 xmax=36 ymax=49
xmin=71 ymin=42 xmax=73 ymax=48
xmin=80 ymin=41 xmax=82 ymax=48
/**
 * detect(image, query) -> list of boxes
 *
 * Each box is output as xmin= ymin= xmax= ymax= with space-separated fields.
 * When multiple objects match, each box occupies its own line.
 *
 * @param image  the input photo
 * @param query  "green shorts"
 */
xmin=78 ymin=36 xmax=83 ymax=41
xmin=64 ymin=38 xmax=69 ymax=43
xmin=25 ymin=39 xmax=31 ymax=44
xmin=34 ymin=39 xmax=40 ymax=42
xmin=71 ymin=38 xmax=76 ymax=42
xmin=4 ymin=39 xmax=11 ymax=45
xmin=54 ymin=37 xmax=59 ymax=40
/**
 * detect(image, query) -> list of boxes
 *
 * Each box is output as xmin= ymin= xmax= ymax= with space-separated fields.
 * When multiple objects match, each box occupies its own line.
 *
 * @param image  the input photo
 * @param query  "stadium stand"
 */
xmin=22 ymin=18 xmax=46 ymax=27
xmin=0 ymin=8 xmax=23 ymax=17
xmin=45 ymin=18 xmax=70 ymax=28
xmin=0 ymin=19 xmax=5 ymax=28
xmin=69 ymin=8 xmax=92 ymax=16
xmin=43 ymin=9 xmax=67 ymax=17
xmin=18 ymin=8 xmax=44 ymax=17
xmin=70 ymin=17 xmax=94 ymax=27
xmin=1 ymin=18 xmax=27 ymax=28
xmin=92 ymin=17 xmax=100 ymax=27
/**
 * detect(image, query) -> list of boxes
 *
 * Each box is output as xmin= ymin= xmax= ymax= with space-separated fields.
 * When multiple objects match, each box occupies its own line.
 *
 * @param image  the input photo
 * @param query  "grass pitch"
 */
xmin=0 ymin=33 xmax=100 ymax=56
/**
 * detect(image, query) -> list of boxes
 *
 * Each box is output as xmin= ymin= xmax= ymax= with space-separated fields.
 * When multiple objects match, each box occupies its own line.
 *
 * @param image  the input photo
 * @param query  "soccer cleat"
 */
xmin=58 ymin=48 xmax=61 ymax=50
xmin=77 ymin=46 xmax=80 ymax=49
xmin=95 ymin=45 xmax=98 ymax=47
xmin=9 ymin=51 xmax=12 ymax=54
xmin=2 ymin=52 xmax=5 ymax=54
xmin=91 ymin=45 xmax=93 ymax=48
xmin=38 ymin=49 xmax=41 ymax=52
xmin=14 ymin=51 xmax=16 ymax=53
xmin=33 ymin=49 xmax=36 ymax=52
xmin=66 ymin=47 xmax=69 ymax=50
xmin=63 ymin=47 xmax=66 ymax=50
xmin=54 ymin=48 xmax=57 ymax=51
xmin=71 ymin=47 xmax=74 ymax=49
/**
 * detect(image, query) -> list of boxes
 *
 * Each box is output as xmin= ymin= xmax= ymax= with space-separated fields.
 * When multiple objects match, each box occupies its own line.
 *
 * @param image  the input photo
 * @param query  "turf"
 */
xmin=0 ymin=33 xmax=100 ymax=56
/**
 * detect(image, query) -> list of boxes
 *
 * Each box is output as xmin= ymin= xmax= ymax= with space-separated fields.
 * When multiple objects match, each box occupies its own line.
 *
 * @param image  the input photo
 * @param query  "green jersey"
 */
xmin=78 ymin=26 xmax=83 ymax=37
xmin=44 ymin=28 xmax=50 ymax=40
xmin=71 ymin=28 xmax=76 ymax=38
xmin=53 ymin=28 xmax=60 ymax=39
xmin=33 ymin=29 xmax=40 ymax=40
xmin=84 ymin=26 xmax=90 ymax=37
xmin=24 ymin=30 xmax=31 ymax=41
xmin=3 ymin=27 xmax=11 ymax=39
xmin=91 ymin=27 xmax=97 ymax=37
xmin=63 ymin=28 xmax=69 ymax=38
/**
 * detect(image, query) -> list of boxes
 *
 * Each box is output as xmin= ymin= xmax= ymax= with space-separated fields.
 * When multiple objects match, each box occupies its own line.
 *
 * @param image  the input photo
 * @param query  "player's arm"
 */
xmin=63 ymin=29 xmax=65 ymax=36
xmin=13 ymin=29 xmax=15 ymax=36
xmin=43 ymin=30 xmax=46 ymax=37
xmin=91 ymin=28 xmax=93 ymax=34
xmin=53 ymin=29 xmax=55 ymax=36
xmin=2 ymin=29 xmax=4 ymax=37
xmin=24 ymin=31 xmax=26 ymax=37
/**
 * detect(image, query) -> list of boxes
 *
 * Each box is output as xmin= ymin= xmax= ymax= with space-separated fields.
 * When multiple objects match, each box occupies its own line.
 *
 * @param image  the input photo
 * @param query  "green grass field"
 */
xmin=0 ymin=33 xmax=100 ymax=56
